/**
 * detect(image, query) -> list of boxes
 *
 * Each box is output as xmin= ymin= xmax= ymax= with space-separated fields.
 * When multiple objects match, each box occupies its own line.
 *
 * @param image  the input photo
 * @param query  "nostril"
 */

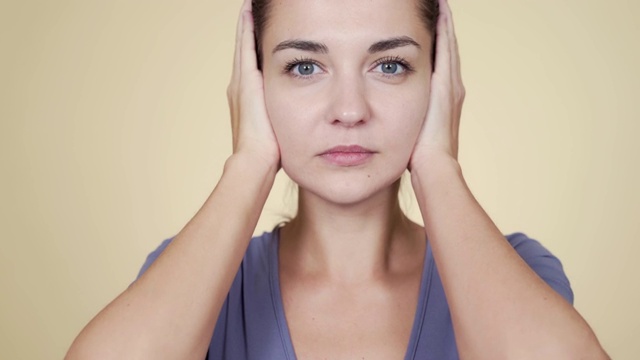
xmin=333 ymin=118 xmax=365 ymax=127
xmin=328 ymin=89 xmax=371 ymax=125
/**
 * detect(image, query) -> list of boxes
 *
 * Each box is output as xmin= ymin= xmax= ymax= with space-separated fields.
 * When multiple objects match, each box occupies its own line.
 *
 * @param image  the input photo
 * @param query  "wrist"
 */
xmin=224 ymin=152 xmax=279 ymax=180
xmin=410 ymin=153 xmax=462 ymax=187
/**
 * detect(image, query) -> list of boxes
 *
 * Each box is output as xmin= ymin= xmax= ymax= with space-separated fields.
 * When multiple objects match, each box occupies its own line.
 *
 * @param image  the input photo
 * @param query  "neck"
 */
xmin=279 ymin=179 xmax=424 ymax=283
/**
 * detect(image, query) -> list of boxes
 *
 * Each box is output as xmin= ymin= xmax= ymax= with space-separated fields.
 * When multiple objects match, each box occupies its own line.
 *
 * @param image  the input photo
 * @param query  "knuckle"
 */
xmin=456 ymin=87 xmax=466 ymax=101
xmin=227 ymin=84 xmax=237 ymax=97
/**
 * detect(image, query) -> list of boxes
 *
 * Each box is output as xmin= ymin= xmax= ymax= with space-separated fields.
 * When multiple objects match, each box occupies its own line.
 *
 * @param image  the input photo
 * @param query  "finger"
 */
xmin=444 ymin=0 xmax=465 ymax=131
xmin=240 ymin=10 xmax=258 ymax=74
xmin=442 ymin=0 xmax=456 ymax=78
xmin=232 ymin=0 xmax=250 ymax=84
xmin=443 ymin=1 xmax=462 ymax=158
xmin=242 ymin=0 xmax=252 ymax=13
xmin=442 ymin=0 xmax=462 ymax=85
xmin=434 ymin=0 xmax=451 ymax=77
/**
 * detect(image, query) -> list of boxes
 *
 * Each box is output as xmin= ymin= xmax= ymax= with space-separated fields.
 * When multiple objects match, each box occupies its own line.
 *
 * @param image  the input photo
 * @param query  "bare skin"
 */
xmin=262 ymin=0 xmax=610 ymax=357
xmin=65 ymin=1 xmax=280 ymax=358
xmin=65 ymin=0 xmax=610 ymax=358
xmin=256 ymin=0 xmax=434 ymax=355
xmin=278 ymin=191 xmax=427 ymax=359
xmin=410 ymin=2 xmax=609 ymax=358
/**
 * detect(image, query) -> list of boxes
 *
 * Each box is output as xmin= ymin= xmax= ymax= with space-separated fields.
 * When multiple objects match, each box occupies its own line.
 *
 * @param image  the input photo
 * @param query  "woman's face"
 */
xmin=262 ymin=0 xmax=433 ymax=205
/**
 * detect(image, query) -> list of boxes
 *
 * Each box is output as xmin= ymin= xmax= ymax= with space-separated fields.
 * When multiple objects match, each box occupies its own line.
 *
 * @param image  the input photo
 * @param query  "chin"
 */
xmin=308 ymin=183 xmax=381 ymax=206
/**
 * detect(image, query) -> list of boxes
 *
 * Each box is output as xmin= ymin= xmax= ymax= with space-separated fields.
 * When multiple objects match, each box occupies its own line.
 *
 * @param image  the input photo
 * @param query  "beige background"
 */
xmin=1 ymin=0 xmax=638 ymax=358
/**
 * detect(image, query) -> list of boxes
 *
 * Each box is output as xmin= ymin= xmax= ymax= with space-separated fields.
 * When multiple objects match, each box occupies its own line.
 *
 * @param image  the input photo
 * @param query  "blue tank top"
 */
xmin=136 ymin=227 xmax=573 ymax=359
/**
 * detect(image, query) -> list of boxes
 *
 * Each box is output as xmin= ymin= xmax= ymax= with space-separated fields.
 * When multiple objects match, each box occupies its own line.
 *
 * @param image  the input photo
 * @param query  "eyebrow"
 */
xmin=368 ymin=36 xmax=421 ymax=53
xmin=272 ymin=39 xmax=329 ymax=54
xmin=271 ymin=36 xmax=421 ymax=55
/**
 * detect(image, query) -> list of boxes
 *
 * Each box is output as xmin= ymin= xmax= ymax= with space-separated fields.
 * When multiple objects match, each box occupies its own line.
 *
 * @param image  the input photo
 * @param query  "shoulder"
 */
xmin=504 ymin=232 xmax=574 ymax=304
xmin=133 ymin=229 xmax=285 ymax=357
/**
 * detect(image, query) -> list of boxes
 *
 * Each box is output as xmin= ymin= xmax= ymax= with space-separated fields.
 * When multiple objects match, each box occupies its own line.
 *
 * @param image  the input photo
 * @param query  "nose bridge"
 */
xmin=328 ymin=70 xmax=370 ymax=126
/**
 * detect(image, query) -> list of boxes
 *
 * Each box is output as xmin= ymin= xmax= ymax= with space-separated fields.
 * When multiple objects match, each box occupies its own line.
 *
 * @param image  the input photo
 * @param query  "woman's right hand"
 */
xmin=227 ymin=0 xmax=280 ymax=170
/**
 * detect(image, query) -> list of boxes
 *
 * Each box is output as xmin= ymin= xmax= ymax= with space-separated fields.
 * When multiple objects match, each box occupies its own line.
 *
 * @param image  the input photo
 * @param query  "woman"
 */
xmin=66 ymin=0 xmax=609 ymax=358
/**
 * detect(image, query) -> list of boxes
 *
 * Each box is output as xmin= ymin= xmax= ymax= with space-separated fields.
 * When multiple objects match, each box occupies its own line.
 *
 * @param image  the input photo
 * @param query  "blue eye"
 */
xmin=373 ymin=56 xmax=414 ymax=77
xmin=376 ymin=62 xmax=405 ymax=75
xmin=295 ymin=62 xmax=316 ymax=76
xmin=284 ymin=58 xmax=321 ymax=78
xmin=382 ymin=63 xmax=399 ymax=73
xmin=283 ymin=56 xmax=413 ymax=79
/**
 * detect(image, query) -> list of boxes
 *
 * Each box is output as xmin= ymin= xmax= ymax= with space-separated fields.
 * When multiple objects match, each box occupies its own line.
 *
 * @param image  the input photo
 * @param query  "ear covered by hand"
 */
xmin=227 ymin=0 xmax=281 ymax=170
xmin=409 ymin=0 xmax=465 ymax=172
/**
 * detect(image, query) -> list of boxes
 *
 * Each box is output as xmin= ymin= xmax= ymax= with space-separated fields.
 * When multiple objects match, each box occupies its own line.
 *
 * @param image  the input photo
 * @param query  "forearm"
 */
xmin=411 ymin=155 xmax=608 ymax=359
xmin=66 ymin=154 xmax=277 ymax=360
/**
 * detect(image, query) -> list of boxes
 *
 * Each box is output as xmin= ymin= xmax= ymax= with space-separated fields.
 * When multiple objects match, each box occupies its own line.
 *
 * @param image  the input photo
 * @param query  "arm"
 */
xmin=66 ymin=1 xmax=279 ymax=358
xmin=411 ymin=155 xmax=608 ymax=359
xmin=409 ymin=0 xmax=608 ymax=358
xmin=66 ymin=155 xmax=276 ymax=360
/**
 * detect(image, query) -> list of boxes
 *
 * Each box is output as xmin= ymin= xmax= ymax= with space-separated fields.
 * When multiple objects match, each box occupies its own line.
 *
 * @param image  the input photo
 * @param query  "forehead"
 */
xmin=263 ymin=0 xmax=429 ymax=51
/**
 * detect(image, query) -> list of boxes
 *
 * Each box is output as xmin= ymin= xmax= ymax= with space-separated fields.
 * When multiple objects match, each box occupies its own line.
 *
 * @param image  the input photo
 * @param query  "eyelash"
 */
xmin=372 ymin=56 xmax=415 ymax=76
xmin=283 ymin=57 xmax=321 ymax=79
xmin=283 ymin=56 xmax=415 ymax=79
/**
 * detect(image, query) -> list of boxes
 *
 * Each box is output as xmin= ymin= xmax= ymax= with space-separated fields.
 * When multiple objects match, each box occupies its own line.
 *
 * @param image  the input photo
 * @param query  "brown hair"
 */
xmin=252 ymin=0 xmax=439 ymax=70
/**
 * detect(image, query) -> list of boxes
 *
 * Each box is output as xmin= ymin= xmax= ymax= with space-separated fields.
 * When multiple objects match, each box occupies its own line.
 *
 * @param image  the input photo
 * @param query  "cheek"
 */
xmin=263 ymin=86 xmax=311 ymax=164
xmin=373 ymin=86 xmax=429 ymax=154
xmin=264 ymin=89 xmax=319 ymax=185
xmin=264 ymin=82 xmax=290 ymax=134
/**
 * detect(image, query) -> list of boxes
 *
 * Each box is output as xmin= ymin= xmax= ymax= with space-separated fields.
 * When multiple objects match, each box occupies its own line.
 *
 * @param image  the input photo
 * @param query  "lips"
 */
xmin=319 ymin=145 xmax=375 ymax=166
xmin=321 ymin=145 xmax=374 ymax=154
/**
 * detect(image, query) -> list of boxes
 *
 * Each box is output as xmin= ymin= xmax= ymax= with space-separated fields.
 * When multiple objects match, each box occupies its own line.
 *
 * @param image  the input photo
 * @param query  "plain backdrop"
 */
xmin=1 ymin=0 xmax=638 ymax=358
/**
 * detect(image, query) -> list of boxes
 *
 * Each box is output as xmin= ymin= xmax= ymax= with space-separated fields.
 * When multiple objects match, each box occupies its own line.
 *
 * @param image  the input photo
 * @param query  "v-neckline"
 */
xmin=267 ymin=226 xmax=435 ymax=360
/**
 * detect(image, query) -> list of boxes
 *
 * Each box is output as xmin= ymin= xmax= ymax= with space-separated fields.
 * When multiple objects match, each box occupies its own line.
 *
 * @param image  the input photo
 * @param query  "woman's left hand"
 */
xmin=409 ymin=0 xmax=465 ymax=171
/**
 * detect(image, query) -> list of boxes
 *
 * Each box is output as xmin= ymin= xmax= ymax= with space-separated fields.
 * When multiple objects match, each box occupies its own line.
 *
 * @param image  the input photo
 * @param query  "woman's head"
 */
xmin=254 ymin=0 xmax=439 ymax=205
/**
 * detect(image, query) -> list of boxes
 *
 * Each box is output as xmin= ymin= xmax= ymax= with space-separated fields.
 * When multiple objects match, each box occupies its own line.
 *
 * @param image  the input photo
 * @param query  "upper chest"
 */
xmin=279 ymin=272 xmax=423 ymax=360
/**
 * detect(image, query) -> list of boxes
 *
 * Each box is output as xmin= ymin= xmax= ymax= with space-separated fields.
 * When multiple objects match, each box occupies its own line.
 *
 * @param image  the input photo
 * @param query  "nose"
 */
xmin=327 ymin=73 xmax=370 ymax=127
